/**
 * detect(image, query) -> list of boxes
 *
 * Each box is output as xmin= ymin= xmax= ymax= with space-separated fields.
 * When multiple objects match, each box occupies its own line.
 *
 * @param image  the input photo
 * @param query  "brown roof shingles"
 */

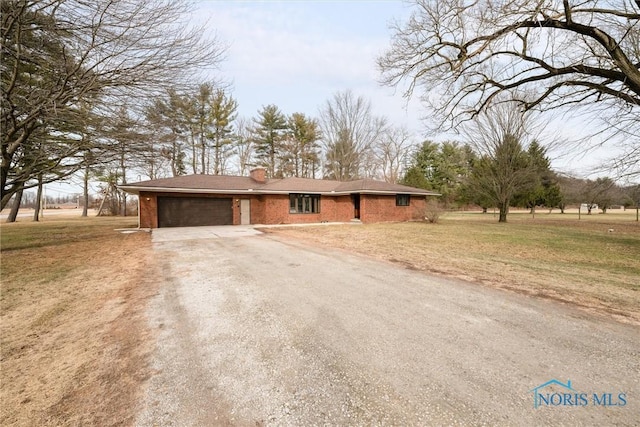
xmin=260 ymin=177 xmax=341 ymax=193
xmin=122 ymin=174 xmax=263 ymax=191
xmin=120 ymin=174 xmax=439 ymax=196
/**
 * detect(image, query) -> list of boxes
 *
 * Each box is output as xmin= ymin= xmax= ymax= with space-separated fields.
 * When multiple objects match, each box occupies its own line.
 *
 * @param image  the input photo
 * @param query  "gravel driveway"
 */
xmin=136 ymin=227 xmax=639 ymax=426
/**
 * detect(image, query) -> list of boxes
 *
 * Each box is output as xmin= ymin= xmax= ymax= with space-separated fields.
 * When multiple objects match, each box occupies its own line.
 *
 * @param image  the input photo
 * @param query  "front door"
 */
xmin=240 ymin=199 xmax=251 ymax=225
xmin=352 ymin=194 xmax=360 ymax=219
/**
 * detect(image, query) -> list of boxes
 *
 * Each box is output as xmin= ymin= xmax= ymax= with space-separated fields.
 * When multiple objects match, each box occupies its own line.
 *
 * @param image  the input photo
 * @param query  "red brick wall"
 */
xmin=249 ymin=195 xmax=265 ymax=224
xmin=139 ymin=192 xmax=158 ymax=228
xmin=360 ymin=194 xmax=426 ymax=223
xmin=325 ymin=196 xmax=356 ymax=222
xmin=254 ymin=194 xmax=356 ymax=224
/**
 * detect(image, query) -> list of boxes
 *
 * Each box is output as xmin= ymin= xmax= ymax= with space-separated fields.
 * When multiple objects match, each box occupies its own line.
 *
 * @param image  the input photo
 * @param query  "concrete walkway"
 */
xmin=150 ymin=222 xmax=361 ymax=243
xmin=151 ymin=225 xmax=263 ymax=242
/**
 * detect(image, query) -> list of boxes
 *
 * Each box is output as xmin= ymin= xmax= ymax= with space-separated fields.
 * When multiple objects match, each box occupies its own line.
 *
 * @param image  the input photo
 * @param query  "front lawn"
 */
xmin=268 ymin=211 xmax=640 ymax=324
xmin=1 ymin=217 xmax=156 ymax=426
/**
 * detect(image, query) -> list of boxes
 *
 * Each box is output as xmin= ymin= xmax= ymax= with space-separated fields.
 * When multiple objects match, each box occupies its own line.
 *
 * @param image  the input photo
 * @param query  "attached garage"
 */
xmin=157 ymin=196 xmax=233 ymax=227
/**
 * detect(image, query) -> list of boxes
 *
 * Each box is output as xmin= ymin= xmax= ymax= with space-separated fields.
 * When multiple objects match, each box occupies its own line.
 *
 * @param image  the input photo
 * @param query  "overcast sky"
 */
xmin=194 ymin=1 xmax=423 ymax=131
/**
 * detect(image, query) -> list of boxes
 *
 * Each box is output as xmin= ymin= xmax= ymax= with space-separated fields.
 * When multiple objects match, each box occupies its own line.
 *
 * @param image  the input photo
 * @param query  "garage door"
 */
xmin=157 ymin=196 xmax=233 ymax=227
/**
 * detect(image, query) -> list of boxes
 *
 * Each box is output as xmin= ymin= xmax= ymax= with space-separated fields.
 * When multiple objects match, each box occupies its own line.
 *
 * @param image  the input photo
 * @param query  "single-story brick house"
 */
xmin=119 ymin=168 xmax=439 ymax=228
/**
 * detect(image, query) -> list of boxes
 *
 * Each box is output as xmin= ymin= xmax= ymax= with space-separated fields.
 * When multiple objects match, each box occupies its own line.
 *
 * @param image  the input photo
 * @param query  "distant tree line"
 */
xmin=401 ymin=138 xmax=640 ymax=218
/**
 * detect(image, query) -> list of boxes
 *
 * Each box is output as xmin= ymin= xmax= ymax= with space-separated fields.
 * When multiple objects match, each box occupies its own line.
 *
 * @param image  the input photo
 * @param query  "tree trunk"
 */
xmin=97 ymin=190 xmax=107 ymax=216
xmin=214 ymin=133 xmax=220 ymax=175
xmin=191 ymin=134 xmax=197 ymax=174
xmin=33 ymin=174 xmax=43 ymax=221
xmin=171 ymin=139 xmax=178 ymax=176
xmin=498 ymin=201 xmax=509 ymax=223
xmin=6 ymin=186 xmax=24 ymax=223
xmin=270 ymin=142 xmax=275 ymax=178
xmin=201 ymin=135 xmax=206 ymax=174
xmin=82 ymin=164 xmax=89 ymax=217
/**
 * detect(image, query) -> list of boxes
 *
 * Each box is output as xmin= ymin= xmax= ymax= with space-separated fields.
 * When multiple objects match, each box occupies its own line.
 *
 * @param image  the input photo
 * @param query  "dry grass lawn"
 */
xmin=1 ymin=217 xmax=157 ymax=426
xmin=267 ymin=210 xmax=640 ymax=325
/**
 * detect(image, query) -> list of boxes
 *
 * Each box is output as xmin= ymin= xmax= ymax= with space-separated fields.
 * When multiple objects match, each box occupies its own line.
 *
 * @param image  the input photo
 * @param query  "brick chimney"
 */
xmin=249 ymin=167 xmax=267 ymax=183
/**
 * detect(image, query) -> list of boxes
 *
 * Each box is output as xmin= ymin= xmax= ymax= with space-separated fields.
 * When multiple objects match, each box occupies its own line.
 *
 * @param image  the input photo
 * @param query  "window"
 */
xmin=396 ymin=194 xmax=410 ymax=206
xmin=289 ymin=194 xmax=320 ymax=214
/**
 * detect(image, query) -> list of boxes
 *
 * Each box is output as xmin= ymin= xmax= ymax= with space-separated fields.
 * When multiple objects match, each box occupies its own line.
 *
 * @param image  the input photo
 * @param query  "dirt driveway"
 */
xmin=136 ymin=227 xmax=639 ymax=426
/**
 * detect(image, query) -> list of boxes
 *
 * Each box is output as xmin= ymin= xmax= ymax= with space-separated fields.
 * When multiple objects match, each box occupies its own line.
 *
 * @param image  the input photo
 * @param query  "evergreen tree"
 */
xmin=144 ymin=89 xmax=189 ymax=177
xmin=400 ymin=141 xmax=475 ymax=206
xmin=209 ymin=89 xmax=238 ymax=175
xmin=283 ymin=113 xmax=320 ymax=178
xmin=252 ymin=105 xmax=287 ymax=178
xmin=513 ymin=141 xmax=561 ymax=212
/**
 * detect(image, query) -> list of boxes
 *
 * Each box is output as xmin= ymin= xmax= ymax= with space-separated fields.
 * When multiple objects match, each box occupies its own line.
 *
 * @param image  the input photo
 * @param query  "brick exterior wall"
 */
xmin=256 ymin=194 xmax=355 ymax=224
xmin=137 ymin=191 xmax=427 ymax=228
xmin=139 ymin=191 xmax=158 ymax=228
xmin=360 ymin=194 xmax=426 ymax=223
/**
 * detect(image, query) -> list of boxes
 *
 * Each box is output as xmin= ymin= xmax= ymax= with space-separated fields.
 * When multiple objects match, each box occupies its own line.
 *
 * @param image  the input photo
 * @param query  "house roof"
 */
xmin=119 ymin=174 xmax=439 ymax=196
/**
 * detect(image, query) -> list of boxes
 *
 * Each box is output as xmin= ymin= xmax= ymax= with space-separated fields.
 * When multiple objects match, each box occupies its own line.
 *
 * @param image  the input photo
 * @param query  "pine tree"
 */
xmin=209 ymin=89 xmax=238 ymax=175
xmin=252 ymin=105 xmax=287 ymax=178
xmin=283 ymin=113 xmax=320 ymax=178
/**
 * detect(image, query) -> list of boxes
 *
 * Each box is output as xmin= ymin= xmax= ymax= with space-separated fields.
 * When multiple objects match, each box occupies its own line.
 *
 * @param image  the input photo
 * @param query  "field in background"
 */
xmin=268 ymin=210 xmax=640 ymax=324
xmin=0 ymin=208 xmax=85 ymax=221
xmin=0 ymin=217 xmax=156 ymax=426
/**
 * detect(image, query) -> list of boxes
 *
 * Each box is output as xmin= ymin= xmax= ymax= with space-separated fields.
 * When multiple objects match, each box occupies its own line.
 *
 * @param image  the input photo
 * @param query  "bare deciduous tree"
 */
xmin=464 ymin=103 xmax=540 ymax=222
xmin=581 ymin=177 xmax=619 ymax=214
xmin=378 ymin=0 xmax=640 ymax=175
xmin=233 ymin=117 xmax=254 ymax=176
xmin=320 ymin=90 xmax=387 ymax=181
xmin=374 ymin=126 xmax=412 ymax=183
